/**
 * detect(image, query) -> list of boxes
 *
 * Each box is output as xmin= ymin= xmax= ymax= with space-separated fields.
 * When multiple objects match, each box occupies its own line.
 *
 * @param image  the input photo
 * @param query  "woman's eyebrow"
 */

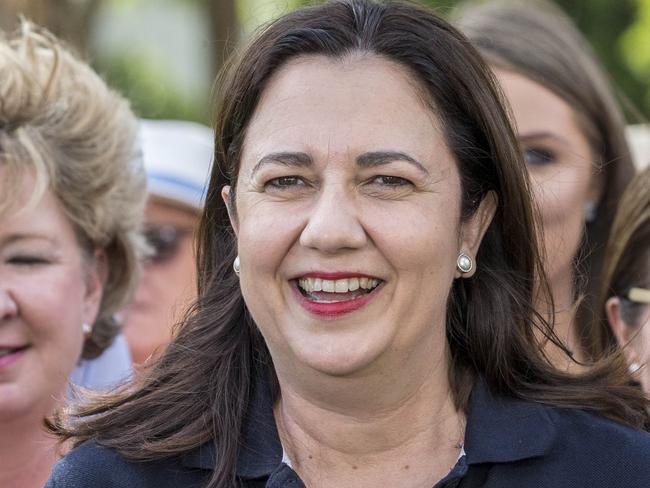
xmin=0 ymin=233 xmax=57 ymax=247
xmin=250 ymin=150 xmax=430 ymax=176
xmin=356 ymin=151 xmax=429 ymax=176
xmin=518 ymin=131 xmax=571 ymax=148
xmin=251 ymin=152 xmax=313 ymax=176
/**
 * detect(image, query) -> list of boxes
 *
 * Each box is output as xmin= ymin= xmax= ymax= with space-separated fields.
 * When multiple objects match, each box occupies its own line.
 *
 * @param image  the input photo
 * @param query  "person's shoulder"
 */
xmin=46 ymin=439 xmax=208 ymax=488
xmin=548 ymin=407 xmax=650 ymax=482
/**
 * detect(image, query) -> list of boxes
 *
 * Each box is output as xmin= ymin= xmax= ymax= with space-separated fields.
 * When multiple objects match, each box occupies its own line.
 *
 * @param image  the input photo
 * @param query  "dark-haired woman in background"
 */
xmin=601 ymin=167 xmax=650 ymax=393
xmin=47 ymin=1 xmax=650 ymax=487
xmin=458 ymin=0 xmax=636 ymax=367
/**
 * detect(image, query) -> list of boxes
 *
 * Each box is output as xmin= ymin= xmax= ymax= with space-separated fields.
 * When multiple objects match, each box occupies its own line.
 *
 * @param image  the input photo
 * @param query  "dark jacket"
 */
xmin=45 ymin=376 xmax=650 ymax=488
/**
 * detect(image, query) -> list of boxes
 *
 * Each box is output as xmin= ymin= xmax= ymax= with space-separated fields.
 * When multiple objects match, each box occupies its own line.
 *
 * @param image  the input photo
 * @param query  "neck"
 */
xmin=0 ymin=413 xmax=59 ymax=488
xmin=274 ymin=346 xmax=465 ymax=488
xmin=540 ymin=270 xmax=585 ymax=370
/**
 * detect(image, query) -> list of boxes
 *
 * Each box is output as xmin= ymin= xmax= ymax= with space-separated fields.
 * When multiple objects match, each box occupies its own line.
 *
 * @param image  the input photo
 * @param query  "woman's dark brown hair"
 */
xmin=600 ymin=167 xmax=650 ymax=346
xmin=456 ymin=0 xmax=637 ymax=361
xmin=48 ymin=2 xmax=649 ymax=487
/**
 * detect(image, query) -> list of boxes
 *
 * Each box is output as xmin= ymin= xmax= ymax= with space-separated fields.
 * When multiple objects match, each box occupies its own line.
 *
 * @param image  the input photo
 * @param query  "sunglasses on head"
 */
xmin=626 ymin=287 xmax=650 ymax=305
xmin=144 ymin=224 xmax=194 ymax=265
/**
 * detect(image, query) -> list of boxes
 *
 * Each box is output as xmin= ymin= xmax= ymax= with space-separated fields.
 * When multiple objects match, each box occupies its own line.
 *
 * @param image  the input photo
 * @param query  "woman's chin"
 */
xmin=287 ymin=338 xmax=385 ymax=378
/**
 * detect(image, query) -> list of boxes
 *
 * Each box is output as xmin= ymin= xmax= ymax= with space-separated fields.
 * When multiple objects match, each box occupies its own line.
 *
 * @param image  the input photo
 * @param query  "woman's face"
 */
xmin=226 ymin=55 xmax=493 ymax=378
xmin=122 ymin=197 xmax=198 ymax=364
xmin=0 ymin=174 xmax=104 ymax=420
xmin=494 ymin=68 xmax=601 ymax=292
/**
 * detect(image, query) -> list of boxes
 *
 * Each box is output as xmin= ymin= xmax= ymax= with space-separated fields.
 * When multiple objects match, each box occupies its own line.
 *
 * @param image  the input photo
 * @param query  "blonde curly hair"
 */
xmin=0 ymin=22 xmax=147 ymax=358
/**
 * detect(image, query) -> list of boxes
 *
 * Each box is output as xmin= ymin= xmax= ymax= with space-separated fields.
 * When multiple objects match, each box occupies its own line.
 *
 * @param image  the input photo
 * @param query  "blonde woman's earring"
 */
xmin=456 ymin=252 xmax=473 ymax=274
xmin=82 ymin=322 xmax=92 ymax=338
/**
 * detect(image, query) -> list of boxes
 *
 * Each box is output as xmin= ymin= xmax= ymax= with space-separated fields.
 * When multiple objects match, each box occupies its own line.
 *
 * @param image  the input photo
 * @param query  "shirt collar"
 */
xmin=183 ymin=375 xmax=558 ymax=475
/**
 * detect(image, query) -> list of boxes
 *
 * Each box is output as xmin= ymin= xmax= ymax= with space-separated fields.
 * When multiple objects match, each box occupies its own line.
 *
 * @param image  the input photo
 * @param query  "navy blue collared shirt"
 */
xmin=47 ymin=376 xmax=650 ymax=487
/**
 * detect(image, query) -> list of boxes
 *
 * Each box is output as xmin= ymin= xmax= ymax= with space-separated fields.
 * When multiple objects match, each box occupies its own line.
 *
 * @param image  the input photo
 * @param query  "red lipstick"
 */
xmin=291 ymin=276 xmax=382 ymax=318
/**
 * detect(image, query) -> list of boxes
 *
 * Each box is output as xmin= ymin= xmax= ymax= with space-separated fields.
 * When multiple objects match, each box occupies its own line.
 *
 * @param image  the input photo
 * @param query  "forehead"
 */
xmin=493 ymin=68 xmax=578 ymax=136
xmin=0 ymin=171 xmax=71 ymax=241
xmin=241 ymin=54 xmax=450 ymax=168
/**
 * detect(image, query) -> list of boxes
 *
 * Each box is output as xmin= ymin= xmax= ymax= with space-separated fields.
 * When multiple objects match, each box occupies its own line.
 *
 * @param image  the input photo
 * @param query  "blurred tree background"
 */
xmin=0 ymin=0 xmax=648 ymax=123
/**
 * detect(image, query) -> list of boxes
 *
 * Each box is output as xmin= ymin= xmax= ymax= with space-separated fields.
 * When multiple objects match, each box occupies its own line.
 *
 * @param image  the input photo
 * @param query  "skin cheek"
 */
xmin=531 ymin=164 xmax=593 ymax=283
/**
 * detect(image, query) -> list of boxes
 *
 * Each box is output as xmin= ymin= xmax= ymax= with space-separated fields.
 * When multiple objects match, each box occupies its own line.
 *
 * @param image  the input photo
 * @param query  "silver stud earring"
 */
xmin=456 ymin=252 xmax=473 ymax=274
xmin=233 ymin=255 xmax=241 ymax=276
xmin=82 ymin=322 xmax=92 ymax=338
xmin=629 ymin=362 xmax=641 ymax=375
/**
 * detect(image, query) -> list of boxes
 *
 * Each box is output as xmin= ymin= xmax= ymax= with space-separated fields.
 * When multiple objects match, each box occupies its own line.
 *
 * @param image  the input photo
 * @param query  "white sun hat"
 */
xmin=139 ymin=119 xmax=214 ymax=210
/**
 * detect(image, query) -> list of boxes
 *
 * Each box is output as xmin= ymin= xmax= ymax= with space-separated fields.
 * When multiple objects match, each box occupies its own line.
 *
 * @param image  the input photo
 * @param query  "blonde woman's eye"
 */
xmin=7 ymin=255 xmax=48 ymax=266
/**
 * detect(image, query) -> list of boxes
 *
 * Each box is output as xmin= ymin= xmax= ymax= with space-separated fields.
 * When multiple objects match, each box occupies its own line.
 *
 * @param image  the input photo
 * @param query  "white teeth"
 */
xmin=0 ymin=349 xmax=13 ymax=358
xmin=298 ymin=277 xmax=380 ymax=293
xmin=322 ymin=280 xmax=335 ymax=292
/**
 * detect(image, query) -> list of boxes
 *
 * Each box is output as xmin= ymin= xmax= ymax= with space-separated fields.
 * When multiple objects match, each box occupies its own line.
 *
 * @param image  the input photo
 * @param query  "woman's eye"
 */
xmin=370 ymin=175 xmax=411 ymax=187
xmin=6 ymin=256 xmax=48 ymax=266
xmin=523 ymin=147 xmax=556 ymax=166
xmin=266 ymin=176 xmax=304 ymax=188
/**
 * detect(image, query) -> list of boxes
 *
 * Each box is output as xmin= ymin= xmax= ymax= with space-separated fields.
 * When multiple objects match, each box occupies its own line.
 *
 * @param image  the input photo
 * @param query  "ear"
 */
xmin=606 ymin=297 xmax=634 ymax=346
xmin=221 ymin=185 xmax=239 ymax=237
xmin=82 ymin=248 xmax=108 ymax=326
xmin=456 ymin=191 xmax=498 ymax=278
xmin=606 ymin=296 xmax=642 ymax=365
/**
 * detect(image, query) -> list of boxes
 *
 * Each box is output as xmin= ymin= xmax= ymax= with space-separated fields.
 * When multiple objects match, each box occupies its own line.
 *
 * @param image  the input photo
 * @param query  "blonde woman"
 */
xmin=0 ymin=24 xmax=145 ymax=487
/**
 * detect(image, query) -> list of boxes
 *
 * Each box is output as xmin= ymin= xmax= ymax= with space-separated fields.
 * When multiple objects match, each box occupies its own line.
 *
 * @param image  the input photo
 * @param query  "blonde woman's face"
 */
xmin=0 ymin=173 xmax=104 ymax=421
xmin=494 ymin=68 xmax=602 ymax=295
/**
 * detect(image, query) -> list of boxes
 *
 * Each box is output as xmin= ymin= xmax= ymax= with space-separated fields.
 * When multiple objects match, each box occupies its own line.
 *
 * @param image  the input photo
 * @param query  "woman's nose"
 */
xmin=299 ymin=186 xmax=367 ymax=254
xmin=0 ymin=284 xmax=18 ymax=321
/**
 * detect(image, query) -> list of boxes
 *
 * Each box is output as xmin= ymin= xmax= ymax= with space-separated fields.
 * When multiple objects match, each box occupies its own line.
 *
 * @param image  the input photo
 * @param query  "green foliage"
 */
xmin=620 ymin=0 xmax=650 ymax=114
xmin=95 ymin=52 xmax=209 ymax=124
xmin=104 ymin=0 xmax=647 ymax=121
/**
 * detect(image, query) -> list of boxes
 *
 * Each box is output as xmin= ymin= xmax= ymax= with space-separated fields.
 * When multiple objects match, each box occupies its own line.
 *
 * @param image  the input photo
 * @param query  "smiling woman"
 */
xmin=0 ymin=22 xmax=145 ymax=488
xmin=46 ymin=1 xmax=650 ymax=488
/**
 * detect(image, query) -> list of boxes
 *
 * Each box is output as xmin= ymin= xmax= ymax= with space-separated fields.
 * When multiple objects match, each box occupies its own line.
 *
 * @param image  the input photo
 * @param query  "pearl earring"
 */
xmin=629 ymin=362 xmax=642 ymax=375
xmin=233 ymin=255 xmax=241 ymax=276
xmin=456 ymin=252 xmax=473 ymax=274
xmin=82 ymin=322 xmax=92 ymax=338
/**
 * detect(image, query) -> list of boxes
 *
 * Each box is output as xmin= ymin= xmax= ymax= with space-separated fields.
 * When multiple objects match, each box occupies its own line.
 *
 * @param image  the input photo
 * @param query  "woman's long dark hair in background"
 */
xmin=457 ymin=0 xmax=637 ymax=360
xmin=48 ymin=2 xmax=649 ymax=487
